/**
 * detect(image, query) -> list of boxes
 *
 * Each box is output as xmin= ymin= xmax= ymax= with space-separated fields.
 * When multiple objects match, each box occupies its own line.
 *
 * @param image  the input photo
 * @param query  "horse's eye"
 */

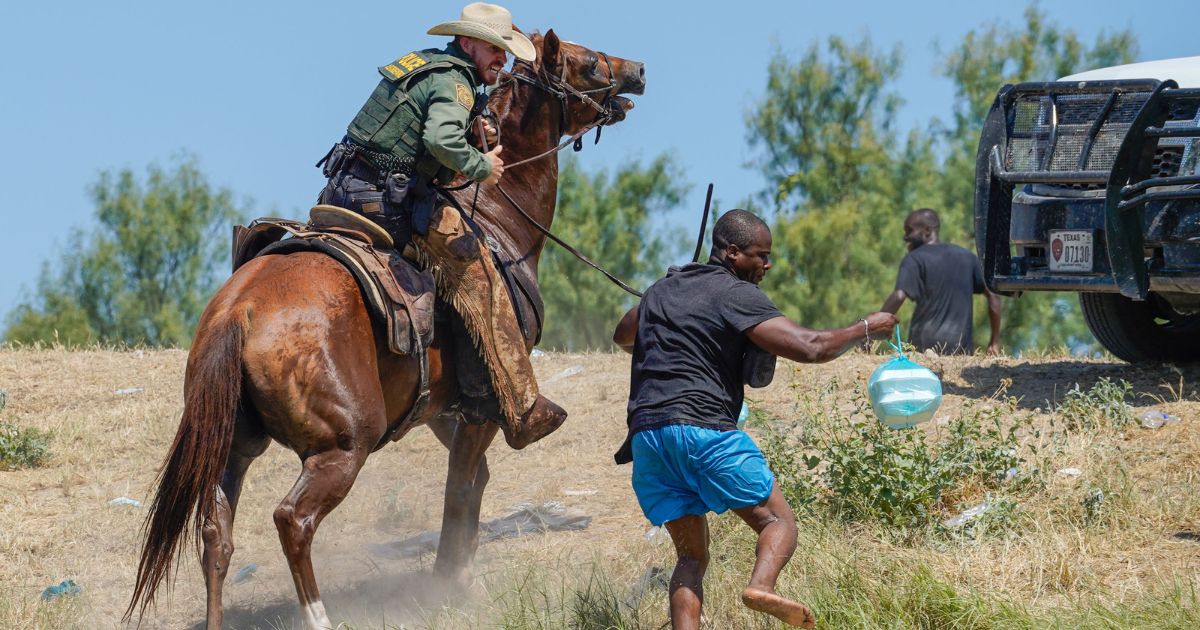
xmin=588 ymin=58 xmax=600 ymax=75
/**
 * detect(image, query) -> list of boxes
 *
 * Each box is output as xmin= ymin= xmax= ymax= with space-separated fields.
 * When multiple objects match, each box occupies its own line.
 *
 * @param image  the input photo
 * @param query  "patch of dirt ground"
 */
xmin=1 ymin=348 xmax=1198 ymax=628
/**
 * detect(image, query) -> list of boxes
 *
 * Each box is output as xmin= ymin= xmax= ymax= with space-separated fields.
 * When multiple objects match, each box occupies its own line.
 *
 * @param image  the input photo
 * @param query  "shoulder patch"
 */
xmin=455 ymin=83 xmax=474 ymax=110
xmin=380 ymin=51 xmax=429 ymax=80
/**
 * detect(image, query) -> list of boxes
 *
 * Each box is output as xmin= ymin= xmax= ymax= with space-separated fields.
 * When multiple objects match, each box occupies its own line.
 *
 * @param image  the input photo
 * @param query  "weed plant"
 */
xmin=758 ymin=377 xmax=1037 ymax=537
xmin=492 ymin=562 xmax=650 ymax=630
xmin=0 ymin=422 xmax=51 ymax=470
xmin=1053 ymin=377 xmax=1134 ymax=431
xmin=0 ymin=390 xmax=52 ymax=470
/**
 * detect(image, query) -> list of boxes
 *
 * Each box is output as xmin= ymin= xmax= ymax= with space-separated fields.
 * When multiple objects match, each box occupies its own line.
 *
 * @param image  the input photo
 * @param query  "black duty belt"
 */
xmin=345 ymin=154 xmax=384 ymax=186
xmin=344 ymin=153 xmax=415 ymax=187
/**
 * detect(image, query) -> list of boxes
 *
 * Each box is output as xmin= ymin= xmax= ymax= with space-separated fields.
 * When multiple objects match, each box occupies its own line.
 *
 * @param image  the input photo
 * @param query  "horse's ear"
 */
xmin=542 ymin=29 xmax=561 ymax=72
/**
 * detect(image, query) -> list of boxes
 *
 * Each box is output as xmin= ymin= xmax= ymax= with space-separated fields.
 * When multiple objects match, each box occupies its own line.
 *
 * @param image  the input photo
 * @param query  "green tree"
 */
xmin=538 ymin=155 xmax=687 ymax=351
xmin=5 ymin=156 xmax=248 ymax=347
xmin=745 ymin=8 xmax=1138 ymax=353
xmin=747 ymin=36 xmax=942 ymax=330
xmin=938 ymin=6 xmax=1137 ymax=351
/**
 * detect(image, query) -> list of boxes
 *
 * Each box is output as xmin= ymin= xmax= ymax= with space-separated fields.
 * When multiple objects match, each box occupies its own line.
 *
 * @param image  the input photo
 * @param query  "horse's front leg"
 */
xmin=430 ymin=414 xmax=499 ymax=586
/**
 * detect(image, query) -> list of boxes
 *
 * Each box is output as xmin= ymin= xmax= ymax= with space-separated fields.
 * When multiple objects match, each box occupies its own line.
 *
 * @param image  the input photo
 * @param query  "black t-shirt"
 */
xmin=895 ymin=242 xmax=986 ymax=354
xmin=625 ymin=263 xmax=783 ymax=436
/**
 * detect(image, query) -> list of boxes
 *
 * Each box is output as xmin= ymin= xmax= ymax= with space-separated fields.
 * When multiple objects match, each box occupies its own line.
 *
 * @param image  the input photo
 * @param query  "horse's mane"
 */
xmin=489 ymin=29 xmax=551 ymax=137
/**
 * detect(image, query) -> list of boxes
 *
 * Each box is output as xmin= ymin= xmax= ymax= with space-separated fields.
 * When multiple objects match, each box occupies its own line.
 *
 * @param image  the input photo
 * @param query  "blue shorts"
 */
xmin=631 ymin=424 xmax=775 ymax=526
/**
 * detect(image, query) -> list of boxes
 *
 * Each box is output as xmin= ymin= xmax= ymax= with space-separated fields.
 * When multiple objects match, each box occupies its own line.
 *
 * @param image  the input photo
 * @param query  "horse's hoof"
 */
xmin=434 ymin=565 xmax=476 ymax=591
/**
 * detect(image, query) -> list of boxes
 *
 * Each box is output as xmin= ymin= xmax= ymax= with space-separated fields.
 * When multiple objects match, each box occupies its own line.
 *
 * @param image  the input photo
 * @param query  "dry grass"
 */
xmin=1 ymin=347 xmax=1198 ymax=628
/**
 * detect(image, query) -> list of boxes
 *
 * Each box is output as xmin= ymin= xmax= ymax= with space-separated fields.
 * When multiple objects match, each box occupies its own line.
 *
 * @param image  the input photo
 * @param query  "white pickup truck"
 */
xmin=974 ymin=57 xmax=1200 ymax=362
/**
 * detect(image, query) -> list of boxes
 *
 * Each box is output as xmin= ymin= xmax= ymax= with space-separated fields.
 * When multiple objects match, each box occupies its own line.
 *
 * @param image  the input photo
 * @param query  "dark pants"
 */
xmin=316 ymin=153 xmax=495 ymax=411
xmin=318 ymin=171 xmax=415 ymax=250
xmin=316 ymin=140 xmax=437 ymax=250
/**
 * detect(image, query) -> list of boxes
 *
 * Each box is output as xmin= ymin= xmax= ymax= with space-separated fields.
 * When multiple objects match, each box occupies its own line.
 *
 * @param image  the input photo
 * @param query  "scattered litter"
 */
xmin=644 ymin=525 xmax=671 ymax=545
xmin=369 ymin=501 xmax=591 ymax=559
xmin=624 ymin=566 xmax=669 ymax=609
xmin=1172 ymin=531 xmax=1200 ymax=543
xmin=231 ymin=563 xmax=257 ymax=584
xmin=114 ymin=387 xmax=144 ymax=395
xmin=530 ymin=348 xmax=546 ymax=357
xmin=40 ymin=579 xmax=81 ymax=600
xmin=1140 ymin=409 xmax=1180 ymax=429
xmin=563 ymin=489 xmax=598 ymax=496
xmin=942 ymin=501 xmax=991 ymax=529
xmin=544 ymin=365 xmax=584 ymax=385
xmin=1057 ymin=467 xmax=1083 ymax=477
xmin=108 ymin=496 xmax=142 ymax=508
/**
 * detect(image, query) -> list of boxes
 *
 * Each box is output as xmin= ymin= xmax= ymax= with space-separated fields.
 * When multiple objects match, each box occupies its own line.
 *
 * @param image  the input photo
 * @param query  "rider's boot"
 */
xmin=417 ymin=204 xmax=568 ymax=448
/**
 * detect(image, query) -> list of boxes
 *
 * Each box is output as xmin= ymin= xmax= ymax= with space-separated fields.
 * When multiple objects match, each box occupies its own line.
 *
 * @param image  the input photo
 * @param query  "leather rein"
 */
xmin=458 ymin=51 xmax=645 ymax=298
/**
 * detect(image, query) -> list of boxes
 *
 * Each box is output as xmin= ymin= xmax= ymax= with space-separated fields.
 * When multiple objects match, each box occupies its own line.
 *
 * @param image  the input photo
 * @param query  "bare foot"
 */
xmin=742 ymin=587 xmax=816 ymax=628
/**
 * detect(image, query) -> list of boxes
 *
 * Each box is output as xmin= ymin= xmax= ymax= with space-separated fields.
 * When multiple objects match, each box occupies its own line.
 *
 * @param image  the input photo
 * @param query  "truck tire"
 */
xmin=1079 ymin=292 xmax=1200 ymax=363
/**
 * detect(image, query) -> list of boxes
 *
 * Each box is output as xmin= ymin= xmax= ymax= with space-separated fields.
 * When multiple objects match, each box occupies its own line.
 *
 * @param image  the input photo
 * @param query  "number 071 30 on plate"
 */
xmin=1047 ymin=230 xmax=1094 ymax=272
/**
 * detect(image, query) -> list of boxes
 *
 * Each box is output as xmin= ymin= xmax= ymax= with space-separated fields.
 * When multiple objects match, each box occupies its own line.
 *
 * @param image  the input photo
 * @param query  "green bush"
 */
xmin=1053 ymin=378 xmax=1134 ymax=431
xmin=0 ymin=422 xmax=52 ymax=470
xmin=758 ymin=378 xmax=1034 ymax=535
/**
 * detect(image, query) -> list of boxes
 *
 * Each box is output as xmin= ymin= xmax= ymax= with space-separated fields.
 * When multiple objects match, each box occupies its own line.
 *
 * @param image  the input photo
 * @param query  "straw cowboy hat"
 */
xmin=428 ymin=3 xmax=536 ymax=63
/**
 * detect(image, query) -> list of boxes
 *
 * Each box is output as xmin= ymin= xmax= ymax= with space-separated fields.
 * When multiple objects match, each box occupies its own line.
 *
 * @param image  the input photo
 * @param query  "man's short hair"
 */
xmin=908 ymin=208 xmax=940 ymax=231
xmin=712 ymin=209 xmax=768 ymax=254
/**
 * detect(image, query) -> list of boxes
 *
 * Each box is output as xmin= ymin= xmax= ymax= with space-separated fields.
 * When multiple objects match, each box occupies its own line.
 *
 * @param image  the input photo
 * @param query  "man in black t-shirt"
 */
xmin=612 ymin=209 xmax=897 ymax=630
xmin=881 ymin=208 xmax=1001 ymax=355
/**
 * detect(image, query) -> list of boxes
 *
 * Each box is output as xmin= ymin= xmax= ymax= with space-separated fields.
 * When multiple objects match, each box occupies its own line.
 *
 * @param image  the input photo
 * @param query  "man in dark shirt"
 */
xmin=612 ymin=209 xmax=897 ymax=630
xmin=881 ymin=208 xmax=1001 ymax=354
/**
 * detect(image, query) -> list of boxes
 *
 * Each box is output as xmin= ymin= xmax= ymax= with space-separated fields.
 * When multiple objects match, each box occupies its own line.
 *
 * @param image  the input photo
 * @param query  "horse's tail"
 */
xmin=124 ymin=312 xmax=246 ymax=622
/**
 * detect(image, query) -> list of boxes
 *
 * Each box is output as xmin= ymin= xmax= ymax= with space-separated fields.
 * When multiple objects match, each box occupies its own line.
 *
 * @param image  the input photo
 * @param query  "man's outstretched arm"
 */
xmin=612 ymin=305 xmax=639 ymax=354
xmin=746 ymin=312 xmax=898 ymax=364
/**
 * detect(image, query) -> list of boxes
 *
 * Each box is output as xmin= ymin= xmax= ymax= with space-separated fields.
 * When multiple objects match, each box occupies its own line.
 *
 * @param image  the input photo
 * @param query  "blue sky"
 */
xmin=1 ymin=1 xmax=1195 ymax=319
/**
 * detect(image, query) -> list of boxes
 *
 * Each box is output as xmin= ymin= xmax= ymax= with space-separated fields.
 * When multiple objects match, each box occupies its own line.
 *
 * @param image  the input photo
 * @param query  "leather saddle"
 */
xmin=232 ymin=205 xmax=435 ymax=357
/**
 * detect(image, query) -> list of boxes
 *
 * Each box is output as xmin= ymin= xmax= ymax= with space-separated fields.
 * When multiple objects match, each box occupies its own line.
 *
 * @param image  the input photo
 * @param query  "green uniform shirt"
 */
xmin=347 ymin=42 xmax=491 ymax=183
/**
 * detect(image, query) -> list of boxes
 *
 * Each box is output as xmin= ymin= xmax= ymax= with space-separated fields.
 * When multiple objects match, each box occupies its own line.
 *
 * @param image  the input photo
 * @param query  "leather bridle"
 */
xmin=452 ymin=49 xmax=645 ymax=298
xmin=489 ymin=51 xmax=628 ymax=169
xmin=511 ymin=50 xmax=620 ymax=129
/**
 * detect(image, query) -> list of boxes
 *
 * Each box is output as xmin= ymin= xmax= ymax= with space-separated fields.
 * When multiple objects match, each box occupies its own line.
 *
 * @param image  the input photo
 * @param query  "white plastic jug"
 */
xmin=736 ymin=401 xmax=750 ymax=430
xmin=867 ymin=331 xmax=942 ymax=429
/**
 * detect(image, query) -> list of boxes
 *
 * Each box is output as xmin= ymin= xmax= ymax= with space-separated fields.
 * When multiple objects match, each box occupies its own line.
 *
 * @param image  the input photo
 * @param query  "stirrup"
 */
xmin=309 ymin=204 xmax=394 ymax=249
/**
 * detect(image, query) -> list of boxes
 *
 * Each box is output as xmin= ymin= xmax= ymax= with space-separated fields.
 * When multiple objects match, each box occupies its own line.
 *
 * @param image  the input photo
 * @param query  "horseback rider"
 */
xmin=316 ymin=2 xmax=567 ymax=449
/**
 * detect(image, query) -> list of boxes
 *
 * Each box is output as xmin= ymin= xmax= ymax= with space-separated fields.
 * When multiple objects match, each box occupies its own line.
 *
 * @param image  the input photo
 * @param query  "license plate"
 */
xmin=1048 ymin=230 xmax=1094 ymax=272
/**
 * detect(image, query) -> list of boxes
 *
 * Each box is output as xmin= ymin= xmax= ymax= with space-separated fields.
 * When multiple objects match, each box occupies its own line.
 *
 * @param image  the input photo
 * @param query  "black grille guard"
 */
xmin=975 ymin=78 xmax=1200 ymax=300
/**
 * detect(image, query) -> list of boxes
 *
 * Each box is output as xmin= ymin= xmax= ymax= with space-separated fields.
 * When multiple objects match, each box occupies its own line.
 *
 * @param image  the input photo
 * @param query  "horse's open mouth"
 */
xmin=603 ymin=96 xmax=634 ymax=125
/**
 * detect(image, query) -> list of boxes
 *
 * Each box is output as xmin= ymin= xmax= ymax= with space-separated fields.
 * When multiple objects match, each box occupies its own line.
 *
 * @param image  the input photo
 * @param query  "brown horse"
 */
xmin=125 ymin=30 xmax=645 ymax=630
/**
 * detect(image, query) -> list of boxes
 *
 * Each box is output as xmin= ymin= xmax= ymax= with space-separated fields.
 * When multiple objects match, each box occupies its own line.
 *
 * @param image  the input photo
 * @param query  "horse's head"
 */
xmin=517 ymin=29 xmax=645 ymax=137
